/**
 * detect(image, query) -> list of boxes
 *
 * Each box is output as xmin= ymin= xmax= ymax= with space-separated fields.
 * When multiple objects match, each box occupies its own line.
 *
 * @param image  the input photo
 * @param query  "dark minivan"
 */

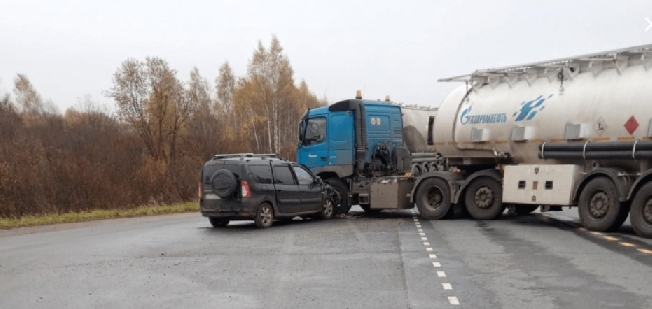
xmin=199 ymin=153 xmax=334 ymax=228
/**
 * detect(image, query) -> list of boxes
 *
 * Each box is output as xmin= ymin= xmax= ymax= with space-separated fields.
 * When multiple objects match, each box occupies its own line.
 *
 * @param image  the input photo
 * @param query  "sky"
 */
xmin=2 ymin=0 xmax=652 ymax=114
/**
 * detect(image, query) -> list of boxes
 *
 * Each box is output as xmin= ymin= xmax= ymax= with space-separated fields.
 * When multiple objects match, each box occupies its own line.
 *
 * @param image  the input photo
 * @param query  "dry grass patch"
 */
xmin=0 ymin=202 xmax=198 ymax=229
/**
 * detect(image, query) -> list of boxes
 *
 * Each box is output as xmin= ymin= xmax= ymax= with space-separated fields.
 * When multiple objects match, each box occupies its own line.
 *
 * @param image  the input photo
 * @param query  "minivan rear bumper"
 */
xmin=199 ymin=194 xmax=264 ymax=219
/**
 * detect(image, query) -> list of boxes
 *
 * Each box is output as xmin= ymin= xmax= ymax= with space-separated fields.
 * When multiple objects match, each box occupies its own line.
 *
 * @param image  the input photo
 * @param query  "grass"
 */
xmin=0 ymin=202 xmax=199 ymax=229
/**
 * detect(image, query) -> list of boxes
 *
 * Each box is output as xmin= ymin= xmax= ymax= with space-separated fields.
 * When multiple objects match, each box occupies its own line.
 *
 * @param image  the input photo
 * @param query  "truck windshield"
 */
xmin=302 ymin=117 xmax=326 ymax=146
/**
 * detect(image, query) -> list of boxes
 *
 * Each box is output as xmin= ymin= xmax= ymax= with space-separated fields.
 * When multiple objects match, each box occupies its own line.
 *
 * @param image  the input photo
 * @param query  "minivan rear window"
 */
xmin=223 ymin=163 xmax=241 ymax=178
xmin=248 ymin=165 xmax=273 ymax=184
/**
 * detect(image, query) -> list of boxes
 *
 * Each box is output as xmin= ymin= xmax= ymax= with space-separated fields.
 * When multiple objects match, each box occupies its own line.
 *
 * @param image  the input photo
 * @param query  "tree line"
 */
xmin=0 ymin=36 xmax=327 ymax=218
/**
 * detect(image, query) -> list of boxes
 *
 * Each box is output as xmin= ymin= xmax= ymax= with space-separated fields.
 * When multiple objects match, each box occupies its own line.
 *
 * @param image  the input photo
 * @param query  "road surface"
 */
xmin=1 ymin=206 xmax=651 ymax=309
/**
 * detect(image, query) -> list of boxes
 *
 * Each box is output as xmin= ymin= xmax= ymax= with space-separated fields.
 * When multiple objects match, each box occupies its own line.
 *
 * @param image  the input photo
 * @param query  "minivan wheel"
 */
xmin=209 ymin=218 xmax=229 ymax=227
xmin=320 ymin=197 xmax=334 ymax=220
xmin=255 ymin=203 xmax=274 ymax=228
xmin=324 ymin=178 xmax=351 ymax=215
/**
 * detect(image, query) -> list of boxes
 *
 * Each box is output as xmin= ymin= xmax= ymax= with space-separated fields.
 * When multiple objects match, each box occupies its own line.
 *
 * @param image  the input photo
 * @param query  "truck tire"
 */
xmin=209 ymin=218 xmax=229 ymax=227
xmin=465 ymin=177 xmax=504 ymax=220
xmin=210 ymin=169 xmax=238 ymax=198
xmin=578 ymin=177 xmax=628 ymax=232
xmin=515 ymin=205 xmax=539 ymax=215
xmin=415 ymin=178 xmax=452 ymax=220
xmin=324 ymin=178 xmax=351 ymax=215
xmin=254 ymin=202 xmax=274 ymax=228
xmin=630 ymin=182 xmax=652 ymax=238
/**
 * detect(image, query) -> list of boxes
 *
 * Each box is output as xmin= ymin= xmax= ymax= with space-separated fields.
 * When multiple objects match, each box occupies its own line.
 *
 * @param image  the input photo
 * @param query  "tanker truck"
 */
xmin=297 ymin=43 xmax=652 ymax=238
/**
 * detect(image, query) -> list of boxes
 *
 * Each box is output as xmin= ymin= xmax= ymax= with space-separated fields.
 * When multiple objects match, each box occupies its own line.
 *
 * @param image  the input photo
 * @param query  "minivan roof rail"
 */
xmin=211 ymin=153 xmax=281 ymax=160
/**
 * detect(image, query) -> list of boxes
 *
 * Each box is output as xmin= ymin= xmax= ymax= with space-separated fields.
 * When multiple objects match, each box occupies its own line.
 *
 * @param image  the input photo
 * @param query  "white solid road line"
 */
xmin=437 ymin=271 xmax=446 ymax=277
xmin=448 ymin=296 xmax=460 ymax=305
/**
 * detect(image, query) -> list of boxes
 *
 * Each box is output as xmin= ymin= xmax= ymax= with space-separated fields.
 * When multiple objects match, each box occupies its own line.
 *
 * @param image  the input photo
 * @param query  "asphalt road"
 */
xmin=1 ymin=206 xmax=651 ymax=309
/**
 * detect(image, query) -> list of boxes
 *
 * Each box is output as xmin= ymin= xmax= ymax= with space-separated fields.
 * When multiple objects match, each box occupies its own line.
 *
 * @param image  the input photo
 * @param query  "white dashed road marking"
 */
xmin=412 ymin=212 xmax=459 ymax=305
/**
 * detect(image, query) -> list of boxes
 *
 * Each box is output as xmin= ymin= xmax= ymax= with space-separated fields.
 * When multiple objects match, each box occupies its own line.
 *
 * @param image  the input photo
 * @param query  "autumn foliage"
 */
xmin=0 ymin=36 xmax=326 ymax=218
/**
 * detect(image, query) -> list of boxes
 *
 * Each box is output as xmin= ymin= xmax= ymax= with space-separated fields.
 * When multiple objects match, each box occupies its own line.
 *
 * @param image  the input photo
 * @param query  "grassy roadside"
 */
xmin=0 ymin=202 xmax=199 ymax=229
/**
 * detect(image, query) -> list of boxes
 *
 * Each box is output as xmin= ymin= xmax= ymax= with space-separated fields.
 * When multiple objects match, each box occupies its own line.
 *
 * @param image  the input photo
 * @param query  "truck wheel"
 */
xmin=210 ymin=169 xmax=238 ymax=198
xmin=415 ymin=178 xmax=452 ymax=220
xmin=578 ymin=177 xmax=628 ymax=232
xmin=325 ymin=178 xmax=351 ymax=215
xmin=465 ymin=177 xmax=504 ymax=220
xmin=630 ymin=182 xmax=652 ymax=238
xmin=515 ymin=205 xmax=539 ymax=215
xmin=209 ymin=218 xmax=229 ymax=227
xmin=254 ymin=203 xmax=274 ymax=228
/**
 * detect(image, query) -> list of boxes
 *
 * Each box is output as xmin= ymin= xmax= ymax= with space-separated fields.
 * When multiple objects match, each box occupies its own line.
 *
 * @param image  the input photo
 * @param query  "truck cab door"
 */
xmin=297 ymin=116 xmax=328 ymax=170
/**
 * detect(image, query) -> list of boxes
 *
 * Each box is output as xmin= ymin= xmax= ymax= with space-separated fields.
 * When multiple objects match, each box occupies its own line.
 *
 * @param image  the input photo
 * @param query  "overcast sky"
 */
xmin=2 ymin=0 xmax=652 ymax=113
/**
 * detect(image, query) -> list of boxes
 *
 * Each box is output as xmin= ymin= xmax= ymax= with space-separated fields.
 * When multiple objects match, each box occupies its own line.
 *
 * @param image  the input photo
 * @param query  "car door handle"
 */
xmin=308 ymin=154 xmax=317 ymax=158
xmin=320 ymin=157 xmax=327 ymax=161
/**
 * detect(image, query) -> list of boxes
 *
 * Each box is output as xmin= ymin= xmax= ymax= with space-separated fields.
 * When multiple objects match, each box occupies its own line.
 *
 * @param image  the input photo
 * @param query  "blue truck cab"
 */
xmin=297 ymin=94 xmax=413 ymax=214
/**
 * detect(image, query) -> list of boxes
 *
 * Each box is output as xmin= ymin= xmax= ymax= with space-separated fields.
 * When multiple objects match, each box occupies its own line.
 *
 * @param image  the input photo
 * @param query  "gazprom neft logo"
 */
xmin=459 ymin=94 xmax=553 ymax=125
xmin=459 ymin=106 xmax=507 ymax=125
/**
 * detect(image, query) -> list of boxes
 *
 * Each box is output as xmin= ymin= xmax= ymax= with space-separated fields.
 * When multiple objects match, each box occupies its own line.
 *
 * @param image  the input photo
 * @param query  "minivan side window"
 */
xmin=272 ymin=165 xmax=297 ymax=185
xmin=293 ymin=166 xmax=314 ymax=185
xmin=248 ymin=165 xmax=273 ymax=184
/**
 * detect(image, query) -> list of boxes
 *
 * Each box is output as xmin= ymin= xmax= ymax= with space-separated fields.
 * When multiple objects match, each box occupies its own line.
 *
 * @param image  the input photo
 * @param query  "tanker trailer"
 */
xmin=412 ymin=44 xmax=652 ymax=238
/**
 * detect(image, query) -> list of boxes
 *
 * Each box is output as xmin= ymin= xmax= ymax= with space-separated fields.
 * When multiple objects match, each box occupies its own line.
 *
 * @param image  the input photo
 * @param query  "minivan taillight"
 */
xmin=198 ymin=182 xmax=203 ymax=198
xmin=241 ymin=181 xmax=252 ymax=198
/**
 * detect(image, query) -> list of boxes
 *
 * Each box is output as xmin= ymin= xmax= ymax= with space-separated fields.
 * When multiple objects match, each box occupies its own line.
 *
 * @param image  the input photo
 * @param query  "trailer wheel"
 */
xmin=465 ymin=177 xmax=504 ymax=220
xmin=324 ymin=178 xmax=351 ymax=215
xmin=578 ymin=177 xmax=628 ymax=232
xmin=630 ymin=182 xmax=652 ymax=238
xmin=415 ymin=178 xmax=452 ymax=220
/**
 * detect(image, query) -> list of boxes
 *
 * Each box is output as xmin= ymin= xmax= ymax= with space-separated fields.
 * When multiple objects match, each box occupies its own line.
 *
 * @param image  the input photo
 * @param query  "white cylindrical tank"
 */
xmin=433 ymin=59 xmax=652 ymax=164
xmin=402 ymin=106 xmax=438 ymax=153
